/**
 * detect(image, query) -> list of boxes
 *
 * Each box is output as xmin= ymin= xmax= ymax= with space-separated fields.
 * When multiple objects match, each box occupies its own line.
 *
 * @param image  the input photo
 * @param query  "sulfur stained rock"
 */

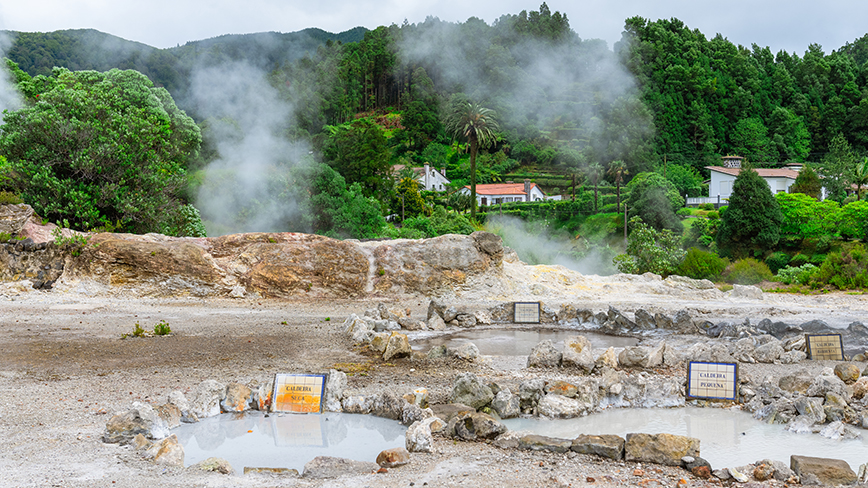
xmin=221 ymin=383 xmax=252 ymax=412
xmin=383 ymin=332 xmax=411 ymax=361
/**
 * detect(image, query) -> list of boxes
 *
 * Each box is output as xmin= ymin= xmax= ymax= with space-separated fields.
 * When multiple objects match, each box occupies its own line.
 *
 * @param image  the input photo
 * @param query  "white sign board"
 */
xmin=686 ymin=362 xmax=737 ymax=401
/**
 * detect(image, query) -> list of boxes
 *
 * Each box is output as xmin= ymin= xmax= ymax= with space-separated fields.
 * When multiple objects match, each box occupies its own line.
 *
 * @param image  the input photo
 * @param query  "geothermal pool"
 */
xmin=176 ymin=411 xmax=406 ymax=473
xmin=411 ymin=327 xmax=639 ymax=356
xmin=502 ymin=406 xmax=868 ymax=469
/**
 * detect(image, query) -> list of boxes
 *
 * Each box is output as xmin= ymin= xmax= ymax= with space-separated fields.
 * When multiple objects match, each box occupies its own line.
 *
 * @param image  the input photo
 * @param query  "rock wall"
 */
xmin=55 ymin=231 xmax=504 ymax=298
xmin=0 ymin=239 xmax=66 ymax=289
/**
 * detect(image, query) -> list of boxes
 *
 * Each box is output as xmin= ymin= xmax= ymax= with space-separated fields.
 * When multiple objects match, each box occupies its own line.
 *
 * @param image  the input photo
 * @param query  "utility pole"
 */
xmin=624 ymin=204 xmax=628 ymax=245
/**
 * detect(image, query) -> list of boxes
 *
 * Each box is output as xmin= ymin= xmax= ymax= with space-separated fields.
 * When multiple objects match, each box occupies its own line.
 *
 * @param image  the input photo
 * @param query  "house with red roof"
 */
xmin=458 ymin=179 xmax=551 ymax=206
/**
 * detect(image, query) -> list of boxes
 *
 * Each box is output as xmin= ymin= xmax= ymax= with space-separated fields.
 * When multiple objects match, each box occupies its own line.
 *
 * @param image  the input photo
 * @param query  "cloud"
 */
xmin=0 ymin=32 xmax=23 ymax=114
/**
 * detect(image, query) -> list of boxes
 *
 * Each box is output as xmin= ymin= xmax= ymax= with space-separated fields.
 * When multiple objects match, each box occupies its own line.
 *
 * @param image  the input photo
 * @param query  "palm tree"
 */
xmin=445 ymin=101 xmax=499 ymax=220
xmin=853 ymin=157 xmax=868 ymax=200
xmin=607 ymin=160 xmax=629 ymax=213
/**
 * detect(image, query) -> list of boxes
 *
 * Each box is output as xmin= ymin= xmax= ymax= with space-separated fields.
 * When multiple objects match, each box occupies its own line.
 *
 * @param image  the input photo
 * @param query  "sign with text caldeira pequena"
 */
xmin=805 ymin=334 xmax=844 ymax=360
xmin=686 ymin=361 xmax=738 ymax=401
xmin=514 ymin=302 xmax=541 ymax=323
xmin=272 ymin=374 xmax=326 ymax=413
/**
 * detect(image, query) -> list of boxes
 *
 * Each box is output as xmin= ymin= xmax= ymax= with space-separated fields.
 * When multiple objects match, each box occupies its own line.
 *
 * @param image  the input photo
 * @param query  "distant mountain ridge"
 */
xmin=2 ymin=27 xmax=368 ymax=97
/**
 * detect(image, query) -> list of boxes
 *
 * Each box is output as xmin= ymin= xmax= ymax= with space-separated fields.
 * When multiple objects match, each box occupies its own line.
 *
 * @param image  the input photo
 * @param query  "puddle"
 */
xmin=175 ymin=411 xmax=406 ymax=473
xmin=502 ymin=407 xmax=868 ymax=469
xmin=412 ymin=328 xmax=638 ymax=356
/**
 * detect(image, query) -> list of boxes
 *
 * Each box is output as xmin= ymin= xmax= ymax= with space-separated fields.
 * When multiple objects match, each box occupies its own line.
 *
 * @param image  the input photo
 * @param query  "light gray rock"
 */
xmin=449 ymin=373 xmax=494 ymax=409
xmin=755 ymin=458 xmax=797 ymax=483
xmin=191 ymin=457 xmax=234 ymax=474
xmin=341 ymin=395 xmax=373 ymax=414
xmin=451 ymin=342 xmax=479 ymax=361
xmin=491 ymin=389 xmax=520 ymax=419
xmin=790 ymin=455 xmax=857 ymax=486
xmin=518 ymin=434 xmax=572 ymax=453
xmin=571 ymin=434 xmax=624 ymax=460
xmin=427 ymin=314 xmax=446 ymax=331
xmin=625 ymin=433 xmax=699 ymax=466
xmin=793 ymin=396 xmax=826 ymax=425
xmin=324 ymin=369 xmax=346 ymax=412
xmin=371 ymin=390 xmax=406 ymax=421
xmin=537 ymin=393 xmax=591 ymax=419
xmin=672 ymin=309 xmax=695 ymax=333
xmin=595 ymin=347 xmax=618 ymax=369
xmin=633 ymin=309 xmax=656 ymax=329
xmin=142 ymin=434 xmax=184 ymax=467
xmin=527 ymin=340 xmax=562 ymax=368
xmin=447 ymin=412 xmax=506 ymax=441
xmin=192 ymin=380 xmax=227 ymax=419
xmin=754 ymin=341 xmax=785 ymax=363
xmin=732 ymin=284 xmax=763 ymax=300
xmin=405 ymin=417 xmax=444 ymax=453
xmin=383 ymin=332 xmax=411 ymax=360
xmin=0 ymin=204 xmax=34 ymax=235
xmin=167 ymin=390 xmax=196 ymax=423
xmin=518 ymin=379 xmax=546 ymax=411
xmin=562 ymin=336 xmax=595 ymax=373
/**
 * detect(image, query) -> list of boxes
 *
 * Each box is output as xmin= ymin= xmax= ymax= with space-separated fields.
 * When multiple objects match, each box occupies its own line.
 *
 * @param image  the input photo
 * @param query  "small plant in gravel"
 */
xmin=122 ymin=322 xmax=146 ymax=339
xmin=153 ymin=320 xmax=171 ymax=336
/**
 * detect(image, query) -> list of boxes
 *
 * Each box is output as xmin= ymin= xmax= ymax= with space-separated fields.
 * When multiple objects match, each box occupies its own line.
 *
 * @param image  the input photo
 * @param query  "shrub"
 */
xmin=765 ymin=252 xmax=791 ymax=274
xmin=676 ymin=207 xmax=693 ymax=217
xmin=699 ymin=203 xmax=715 ymax=211
xmin=613 ymin=217 xmax=686 ymax=276
xmin=722 ymin=258 xmax=774 ymax=285
xmin=706 ymin=211 xmax=720 ymax=220
xmin=776 ymin=264 xmax=819 ymax=285
xmin=789 ymin=253 xmax=810 ymax=267
xmin=154 ymin=320 xmax=171 ymax=336
xmin=0 ymin=191 xmax=23 ymax=205
xmin=675 ymin=248 xmax=728 ymax=280
xmin=809 ymin=253 xmax=827 ymax=265
xmin=813 ymin=243 xmax=868 ymax=289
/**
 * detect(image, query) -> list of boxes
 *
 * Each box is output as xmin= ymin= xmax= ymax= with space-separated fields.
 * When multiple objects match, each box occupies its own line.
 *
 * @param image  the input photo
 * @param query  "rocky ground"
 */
xmin=1 ymin=262 xmax=867 ymax=488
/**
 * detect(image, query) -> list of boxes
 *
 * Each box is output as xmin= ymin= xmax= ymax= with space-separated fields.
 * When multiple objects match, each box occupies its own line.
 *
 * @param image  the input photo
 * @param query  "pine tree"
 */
xmin=788 ymin=165 xmax=823 ymax=200
xmin=716 ymin=165 xmax=783 ymax=258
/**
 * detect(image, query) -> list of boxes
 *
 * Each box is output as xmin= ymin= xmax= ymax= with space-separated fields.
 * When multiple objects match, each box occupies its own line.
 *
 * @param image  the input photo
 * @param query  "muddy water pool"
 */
xmin=411 ymin=327 xmax=639 ymax=356
xmin=502 ymin=406 xmax=867 ymax=469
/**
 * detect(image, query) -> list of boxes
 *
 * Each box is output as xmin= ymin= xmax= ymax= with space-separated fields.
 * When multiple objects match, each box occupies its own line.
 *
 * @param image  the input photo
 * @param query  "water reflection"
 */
xmin=502 ymin=407 xmax=868 ymax=469
xmin=176 ymin=411 xmax=406 ymax=472
xmin=412 ymin=328 xmax=638 ymax=356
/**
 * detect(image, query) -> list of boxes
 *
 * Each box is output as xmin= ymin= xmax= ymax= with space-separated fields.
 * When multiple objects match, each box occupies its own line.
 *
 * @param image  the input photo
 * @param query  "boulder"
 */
xmin=731 ymin=284 xmax=763 ymax=300
xmin=447 ymin=412 xmax=506 ymax=441
xmin=153 ymin=403 xmax=181 ymax=429
xmin=449 ymin=373 xmax=494 ymax=409
xmin=221 ymin=383 xmax=252 ymax=412
xmin=0 ymin=204 xmax=34 ymax=235
xmin=753 ymin=341 xmax=784 ymax=363
xmin=191 ymin=457 xmax=234 ymax=475
xmin=793 ymin=396 xmax=826 ymax=425
xmin=324 ymin=369 xmax=347 ymax=412
xmin=571 ymin=434 xmax=624 ymax=460
xmin=518 ymin=379 xmax=546 ymax=411
xmin=142 ymin=434 xmax=184 ymax=467
xmin=427 ymin=314 xmax=446 ymax=331
xmin=191 ymin=380 xmax=227 ymax=419
xmin=618 ymin=344 xmax=664 ymax=369
xmin=779 ymin=370 xmax=814 ymax=393
xmin=341 ymin=395 xmax=373 ymax=415
xmin=633 ymin=309 xmax=656 ymax=329
xmin=834 ymin=363 xmax=861 ymax=384
xmin=562 ymin=336 xmax=595 ymax=373
xmin=451 ymin=342 xmax=479 ymax=361
xmin=103 ymin=402 xmax=170 ymax=443
xmin=302 ymin=456 xmax=379 ymax=479
xmin=672 ymin=309 xmax=695 ymax=333
xmin=376 ymin=447 xmax=410 ymax=468
xmin=790 ymin=455 xmax=857 ymax=486
xmin=405 ymin=417 xmax=444 ymax=453
xmin=537 ymin=394 xmax=591 ymax=419
xmin=491 ymin=389 xmax=520 ymax=419
xmin=527 ymin=340 xmax=562 ymax=368
xmin=383 ymin=332 xmax=411 ymax=360
xmin=624 ymin=433 xmax=699 ymax=466
xmin=595 ymin=347 xmax=619 ymax=369
xmin=168 ymin=390 xmax=196 ymax=423
xmin=517 ymin=434 xmax=572 ymax=453
xmin=755 ymin=458 xmax=797 ymax=483
xmin=430 ymin=403 xmax=475 ymax=423
xmin=371 ymin=391 xmax=406 ymax=421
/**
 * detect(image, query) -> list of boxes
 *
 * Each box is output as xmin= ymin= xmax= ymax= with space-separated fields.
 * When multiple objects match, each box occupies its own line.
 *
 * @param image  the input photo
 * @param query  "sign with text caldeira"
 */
xmin=272 ymin=374 xmax=326 ymax=413
xmin=686 ymin=361 xmax=738 ymax=401
xmin=514 ymin=302 xmax=541 ymax=323
xmin=806 ymin=334 xmax=844 ymax=360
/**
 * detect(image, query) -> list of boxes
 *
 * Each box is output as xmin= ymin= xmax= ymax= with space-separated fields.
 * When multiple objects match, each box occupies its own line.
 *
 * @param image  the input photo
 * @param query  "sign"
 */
xmin=272 ymin=374 xmax=326 ymax=413
xmin=686 ymin=361 xmax=738 ymax=401
xmin=514 ymin=302 xmax=541 ymax=323
xmin=806 ymin=334 xmax=844 ymax=360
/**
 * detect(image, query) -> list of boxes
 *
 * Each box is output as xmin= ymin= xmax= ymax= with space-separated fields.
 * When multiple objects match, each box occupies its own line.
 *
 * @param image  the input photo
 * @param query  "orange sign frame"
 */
xmin=272 ymin=374 xmax=326 ymax=413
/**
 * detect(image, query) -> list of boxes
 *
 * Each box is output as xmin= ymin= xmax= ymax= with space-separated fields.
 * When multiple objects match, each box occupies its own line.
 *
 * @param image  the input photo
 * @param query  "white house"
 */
xmin=689 ymin=155 xmax=802 ymax=206
xmin=393 ymin=163 xmax=450 ymax=192
xmin=459 ymin=180 xmax=549 ymax=206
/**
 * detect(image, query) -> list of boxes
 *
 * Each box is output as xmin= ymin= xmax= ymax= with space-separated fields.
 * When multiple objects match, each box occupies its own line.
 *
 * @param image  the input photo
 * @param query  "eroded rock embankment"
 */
xmin=1 ymin=212 xmax=505 ymax=298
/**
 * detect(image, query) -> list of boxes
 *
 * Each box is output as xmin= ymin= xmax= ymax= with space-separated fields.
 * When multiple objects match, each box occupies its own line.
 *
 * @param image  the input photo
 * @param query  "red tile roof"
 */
xmin=462 ymin=183 xmax=539 ymax=195
xmin=706 ymin=166 xmax=799 ymax=179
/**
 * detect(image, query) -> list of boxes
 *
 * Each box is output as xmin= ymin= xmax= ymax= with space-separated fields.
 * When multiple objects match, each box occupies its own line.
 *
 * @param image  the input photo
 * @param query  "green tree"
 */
xmin=613 ymin=216 xmax=686 ymax=276
xmin=607 ymin=160 xmax=629 ymax=212
xmin=775 ymin=192 xmax=840 ymax=243
xmin=321 ymin=117 xmax=392 ymax=198
xmin=818 ymin=133 xmax=857 ymax=202
xmin=585 ymin=162 xmax=603 ymax=212
xmin=788 ymin=164 xmax=823 ymax=200
xmin=852 ymin=157 xmax=868 ymax=200
xmin=303 ymin=163 xmax=386 ymax=239
xmin=444 ymin=100 xmax=499 ymax=221
xmin=624 ymin=172 xmax=684 ymax=232
xmin=716 ymin=165 xmax=783 ymax=258
xmin=0 ymin=64 xmax=202 ymax=234
xmin=394 ymin=177 xmax=429 ymax=220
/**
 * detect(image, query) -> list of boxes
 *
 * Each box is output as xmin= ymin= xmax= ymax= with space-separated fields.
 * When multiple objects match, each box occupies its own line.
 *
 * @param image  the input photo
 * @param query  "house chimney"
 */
xmin=524 ymin=179 xmax=531 ymax=202
xmin=424 ymin=163 xmax=430 ymax=190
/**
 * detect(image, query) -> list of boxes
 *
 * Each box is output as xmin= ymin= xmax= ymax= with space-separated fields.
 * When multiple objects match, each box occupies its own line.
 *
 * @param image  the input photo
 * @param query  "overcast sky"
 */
xmin=1 ymin=0 xmax=866 ymax=56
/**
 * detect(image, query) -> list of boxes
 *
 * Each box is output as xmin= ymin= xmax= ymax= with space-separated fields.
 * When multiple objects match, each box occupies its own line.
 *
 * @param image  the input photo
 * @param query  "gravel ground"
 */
xmin=0 ymin=282 xmax=865 ymax=488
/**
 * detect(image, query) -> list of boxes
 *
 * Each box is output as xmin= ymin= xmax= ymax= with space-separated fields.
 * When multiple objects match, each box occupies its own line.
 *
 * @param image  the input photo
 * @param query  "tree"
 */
xmin=301 ymin=163 xmax=386 ymax=239
xmin=0 ymin=63 xmax=203 ymax=234
xmin=613 ymin=216 xmax=686 ymax=276
xmin=585 ymin=162 xmax=603 ymax=211
xmin=321 ymin=117 xmax=392 ymax=198
xmin=444 ymin=99 xmax=499 ymax=221
xmin=607 ymin=160 xmax=629 ymax=212
xmin=624 ymin=172 xmax=684 ymax=232
xmin=852 ymin=157 xmax=868 ymax=200
xmin=788 ymin=164 xmax=823 ymax=200
xmin=716 ymin=165 xmax=783 ymax=258
xmin=818 ymin=133 xmax=857 ymax=202
xmin=393 ymin=177 xmax=429 ymax=220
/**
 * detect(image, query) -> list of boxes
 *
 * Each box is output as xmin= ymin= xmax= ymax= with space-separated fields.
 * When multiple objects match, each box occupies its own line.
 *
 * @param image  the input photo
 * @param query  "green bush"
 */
xmin=789 ymin=253 xmax=810 ymax=267
xmin=699 ymin=203 xmax=715 ymax=211
xmin=0 ymin=191 xmax=23 ymax=205
xmin=813 ymin=243 xmax=868 ymax=289
xmin=765 ymin=252 xmax=791 ymax=273
xmin=723 ymin=258 xmax=774 ymax=285
xmin=706 ymin=211 xmax=720 ymax=220
xmin=775 ymin=264 xmax=818 ymax=285
xmin=809 ymin=253 xmax=827 ymax=265
xmin=675 ymin=248 xmax=728 ymax=280
xmin=676 ymin=207 xmax=693 ymax=217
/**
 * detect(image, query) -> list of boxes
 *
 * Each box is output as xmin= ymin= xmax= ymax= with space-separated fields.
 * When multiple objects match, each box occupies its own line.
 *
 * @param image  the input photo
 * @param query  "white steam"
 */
xmin=189 ymin=61 xmax=309 ymax=235
xmin=485 ymin=215 xmax=617 ymax=276
xmin=0 ymin=31 xmax=23 ymax=114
